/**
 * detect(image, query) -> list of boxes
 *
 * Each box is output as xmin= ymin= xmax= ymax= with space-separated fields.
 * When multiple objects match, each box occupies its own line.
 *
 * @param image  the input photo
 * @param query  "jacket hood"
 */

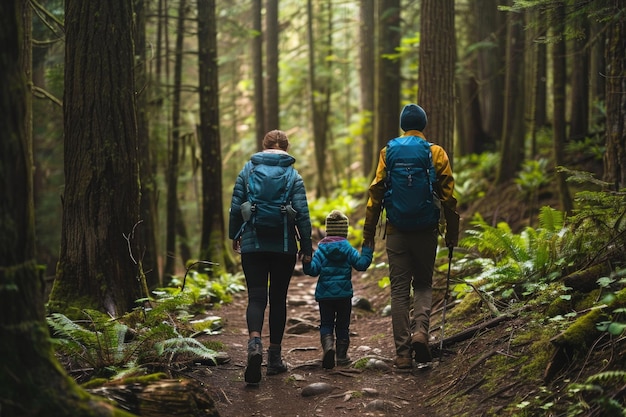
xmin=250 ymin=151 xmax=296 ymax=167
xmin=318 ymin=238 xmax=351 ymax=262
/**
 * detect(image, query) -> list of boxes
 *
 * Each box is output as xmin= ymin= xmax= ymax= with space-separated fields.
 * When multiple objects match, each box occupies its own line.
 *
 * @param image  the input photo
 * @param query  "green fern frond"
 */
xmin=585 ymin=370 xmax=626 ymax=385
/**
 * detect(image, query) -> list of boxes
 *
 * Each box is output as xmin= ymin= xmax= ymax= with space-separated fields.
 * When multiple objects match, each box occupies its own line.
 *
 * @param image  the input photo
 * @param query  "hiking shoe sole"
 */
xmin=244 ymin=352 xmax=262 ymax=384
xmin=322 ymin=348 xmax=336 ymax=369
xmin=411 ymin=340 xmax=432 ymax=364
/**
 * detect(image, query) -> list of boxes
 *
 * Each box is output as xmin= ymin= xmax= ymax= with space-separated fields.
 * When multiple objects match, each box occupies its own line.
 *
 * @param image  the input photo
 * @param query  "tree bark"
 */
xmin=473 ymin=0 xmax=505 ymax=151
xmin=568 ymin=15 xmax=590 ymax=141
xmin=0 ymin=2 xmax=135 ymax=415
xmin=135 ymin=0 xmax=161 ymax=289
xmin=164 ymin=0 xmax=187 ymax=278
xmin=307 ymin=0 xmax=331 ymax=197
xmin=374 ymin=0 xmax=401 ymax=151
xmin=252 ymin=0 xmax=265 ymax=150
xmin=51 ymin=0 xmax=143 ymax=316
xmin=265 ymin=0 xmax=279 ymax=130
xmin=197 ymin=0 xmax=227 ymax=275
xmin=418 ymin=0 xmax=456 ymax=155
xmin=359 ymin=0 xmax=375 ymax=176
xmin=551 ymin=2 xmax=573 ymax=213
xmin=496 ymin=3 xmax=525 ymax=184
xmin=603 ymin=5 xmax=626 ymax=190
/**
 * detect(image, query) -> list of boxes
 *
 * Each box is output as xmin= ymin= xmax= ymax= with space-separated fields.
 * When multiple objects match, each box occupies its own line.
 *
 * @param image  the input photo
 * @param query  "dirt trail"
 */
xmin=196 ymin=271 xmax=439 ymax=417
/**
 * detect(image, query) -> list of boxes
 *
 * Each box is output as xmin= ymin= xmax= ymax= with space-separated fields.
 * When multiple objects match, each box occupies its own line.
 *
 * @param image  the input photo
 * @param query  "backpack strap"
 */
xmin=280 ymin=167 xmax=297 ymax=252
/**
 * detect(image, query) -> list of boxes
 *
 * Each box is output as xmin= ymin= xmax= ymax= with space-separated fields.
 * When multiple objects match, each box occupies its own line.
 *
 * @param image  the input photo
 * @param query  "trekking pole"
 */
xmin=439 ymin=245 xmax=453 ymax=362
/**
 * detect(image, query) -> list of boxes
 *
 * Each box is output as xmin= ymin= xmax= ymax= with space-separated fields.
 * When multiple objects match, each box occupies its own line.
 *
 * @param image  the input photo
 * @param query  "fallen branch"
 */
xmin=431 ymin=312 xmax=517 ymax=350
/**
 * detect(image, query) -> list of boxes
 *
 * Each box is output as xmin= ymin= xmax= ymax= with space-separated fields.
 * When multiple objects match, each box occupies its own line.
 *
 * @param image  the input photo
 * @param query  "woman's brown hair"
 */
xmin=262 ymin=129 xmax=289 ymax=151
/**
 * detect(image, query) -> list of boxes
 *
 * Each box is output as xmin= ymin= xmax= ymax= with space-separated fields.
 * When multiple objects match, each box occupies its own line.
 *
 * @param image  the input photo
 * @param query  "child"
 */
xmin=303 ymin=210 xmax=374 ymax=369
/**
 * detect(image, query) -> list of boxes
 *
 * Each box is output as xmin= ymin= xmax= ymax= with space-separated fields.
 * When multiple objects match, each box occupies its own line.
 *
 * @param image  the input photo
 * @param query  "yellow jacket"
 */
xmin=363 ymin=130 xmax=459 ymax=246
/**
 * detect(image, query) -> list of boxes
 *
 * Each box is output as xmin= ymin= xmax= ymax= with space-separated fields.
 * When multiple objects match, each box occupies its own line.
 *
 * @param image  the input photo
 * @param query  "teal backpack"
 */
xmin=239 ymin=162 xmax=297 ymax=251
xmin=383 ymin=136 xmax=440 ymax=231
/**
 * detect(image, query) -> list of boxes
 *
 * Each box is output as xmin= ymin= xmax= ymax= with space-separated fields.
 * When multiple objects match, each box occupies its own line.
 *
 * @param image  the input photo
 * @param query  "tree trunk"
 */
xmin=552 ymin=1 xmax=573 ymax=213
xmin=51 ymin=0 xmax=142 ymax=316
xmin=418 ymin=0 xmax=456 ymax=155
xmin=359 ymin=0 xmax=375 ymax=176
xmin=164 ymin=0 xmax=187 ymax=279
xmin=374 ymin=0 xmax=401 ymax=152
xmin=307 ymin=0 xmax=331 ymax=198
xmin=197 ymin=0 xmax=227 ymax=275
xmin=0 ymin=2 xmax=135 ymax=415
xmin=568 ymin=15 xmax=590 ymax=141
xmin=496 ymin=2 xmax=525 ymax=184
xmin=456 ymin=1 xmax=484 ymax=156
xmin=135 ymin=0 xmax=161 ymax=289
xmin=472 ymin=0 xmax=505 ymax=151
xmin=265 ymin=0 xmax=279 ymax=130
xmin=252 ymin=0 xmax=265 ymax=150
xmin=603 ymin=6 xmax=626 ymax=190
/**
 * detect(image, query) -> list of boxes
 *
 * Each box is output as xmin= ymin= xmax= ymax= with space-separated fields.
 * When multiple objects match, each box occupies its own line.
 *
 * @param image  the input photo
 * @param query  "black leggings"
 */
xmin=242 ymin=251 xmax=296 ymax=345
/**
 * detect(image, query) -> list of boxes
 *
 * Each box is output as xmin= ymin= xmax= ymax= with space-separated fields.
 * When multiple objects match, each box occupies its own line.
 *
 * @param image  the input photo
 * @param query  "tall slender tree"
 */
xmin=164 ymin=0 xmax=187 ymax=278
xmin=50 ymin=0 xmax=143 ymax=316
xmin=252 ymin=0 xmax=265 ymax=150
xmin=135 ymin=0 xmax=161 ymax=289
xmin=552 ymin=1 xmax=573 ymax=213
xmin=603 ymin=3 xmax=626 ymax=189
xmin=198 ymin=0 xmax=227 ymax=273
xmin=496 ymin=3 xmax=526 ymax=184
xmin=359 ymin=0 xmax=375 ymax=176
xmin=307 ymin=0 xmax=332 ymax=197
xmin=374 ymin=0 xmax=401 ymax=153
xmin=418 ymin=0 xmax=456 ymax=155
xmin=265 ymin=0 xmax=279 ymax=130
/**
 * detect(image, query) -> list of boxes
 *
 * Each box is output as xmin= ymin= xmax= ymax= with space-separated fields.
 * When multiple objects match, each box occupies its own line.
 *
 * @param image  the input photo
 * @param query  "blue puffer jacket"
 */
xmin=228 ymin=151 xmax=313 ymax=256
xmin=304 ymin=237 xmax=374 ymax=301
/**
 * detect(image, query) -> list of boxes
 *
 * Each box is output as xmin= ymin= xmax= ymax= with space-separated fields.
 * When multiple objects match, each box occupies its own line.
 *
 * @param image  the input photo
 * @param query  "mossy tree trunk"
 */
xmin=49 ymin=0 xmax=143 ymax=317
xmin=0 ymin=2 xmax=134 ymax=415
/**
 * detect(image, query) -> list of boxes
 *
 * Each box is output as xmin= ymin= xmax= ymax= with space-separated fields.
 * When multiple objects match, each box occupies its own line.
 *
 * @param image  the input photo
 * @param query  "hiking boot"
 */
xmin=266 ymin=345 xmax=288 ymax=376
xmin=244 ymin=337 xmax=263 ymax=384
xmin=394 ymin=356 xmax=413 ymax=370
xmin=336 ymin=339 xmax=351 ymax=366
xmin=321 ymin=334 xmax=335 ymax=369
xmin=411 ymin=333 xmax=432 ymax=364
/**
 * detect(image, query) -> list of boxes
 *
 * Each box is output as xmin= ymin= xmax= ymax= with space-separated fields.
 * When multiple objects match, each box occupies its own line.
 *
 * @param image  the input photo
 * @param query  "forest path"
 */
xmin=194 ymin=271 xmax=440 ymax=417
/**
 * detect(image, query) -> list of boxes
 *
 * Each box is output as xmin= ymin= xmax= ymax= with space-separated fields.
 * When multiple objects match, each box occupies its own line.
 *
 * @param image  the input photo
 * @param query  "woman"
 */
xmin=228 ymin=129 xmax=313 ymax=384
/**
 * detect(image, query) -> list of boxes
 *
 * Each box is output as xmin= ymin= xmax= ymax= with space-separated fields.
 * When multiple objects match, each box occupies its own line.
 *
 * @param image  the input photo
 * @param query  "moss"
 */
xmin=448 ymin=291 xmax=482 ymax=321
xmin=556 ymin=308 xmax=606 ymax=349
xmin=519 ymin=338 xmax=553 ymax=379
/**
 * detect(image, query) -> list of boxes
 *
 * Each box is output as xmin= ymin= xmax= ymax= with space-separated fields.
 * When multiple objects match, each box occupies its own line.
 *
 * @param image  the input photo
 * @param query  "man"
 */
xmin=362 ymin=103 xmax=459 ymax=370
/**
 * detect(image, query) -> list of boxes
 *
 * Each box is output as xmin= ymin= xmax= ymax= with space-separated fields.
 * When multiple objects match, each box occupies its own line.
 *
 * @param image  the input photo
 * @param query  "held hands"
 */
xmin=298 ymin=251 xmax=312 ymax=264
xmin=232 ymin=239 xmax=241 ymax=254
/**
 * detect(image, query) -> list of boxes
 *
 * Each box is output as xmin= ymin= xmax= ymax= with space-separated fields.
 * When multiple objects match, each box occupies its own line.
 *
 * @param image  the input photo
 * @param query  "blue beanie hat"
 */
xmin=400 ymin=104 xmax=427 ymax=132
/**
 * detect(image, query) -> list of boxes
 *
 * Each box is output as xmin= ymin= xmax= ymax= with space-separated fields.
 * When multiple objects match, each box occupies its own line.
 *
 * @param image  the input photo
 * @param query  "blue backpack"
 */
xmin=383 ymin=136 xmax=440 ymax=231
xmin=240 ymin=162 xmax=297 ymax=250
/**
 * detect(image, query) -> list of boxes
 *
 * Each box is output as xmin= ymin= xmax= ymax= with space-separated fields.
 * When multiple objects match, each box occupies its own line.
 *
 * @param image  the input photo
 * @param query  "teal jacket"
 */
xmin=304 ymin=237 xmax=373 ymax=301
xmin=229 ymin=151 xmax=312 ymax=256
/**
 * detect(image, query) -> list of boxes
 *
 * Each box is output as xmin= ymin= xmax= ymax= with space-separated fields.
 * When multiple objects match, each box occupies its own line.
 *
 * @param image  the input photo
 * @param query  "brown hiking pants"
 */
xmin=386 ymin=228 xmax=438 ymax=358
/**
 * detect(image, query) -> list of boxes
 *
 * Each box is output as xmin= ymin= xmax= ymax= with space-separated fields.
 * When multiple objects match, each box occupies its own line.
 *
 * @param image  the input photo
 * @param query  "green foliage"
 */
xmin=458 ymin=207 xmax=568 ymax=298
xmin=566 ymin=371 xmax=626 ymax=416
xmin=48 ymin=307 xmax=219 ymax=382
xmin=453 ymin=152 xmax=499 ymax=207
xmin=515 ymin=158 xmax=550 ymax=199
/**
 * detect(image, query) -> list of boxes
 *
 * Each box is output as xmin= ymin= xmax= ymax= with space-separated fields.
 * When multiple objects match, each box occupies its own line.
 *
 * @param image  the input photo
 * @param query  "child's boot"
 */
xmin=244 ymin=336 xmax=263 ymax=384
xmin=336 ymin=339 xmax=351 ymax=366
xmin=266 ymin=345 xmax=288 ymax=375
xmin=321 ymin=334 xmax=335 ymax=369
